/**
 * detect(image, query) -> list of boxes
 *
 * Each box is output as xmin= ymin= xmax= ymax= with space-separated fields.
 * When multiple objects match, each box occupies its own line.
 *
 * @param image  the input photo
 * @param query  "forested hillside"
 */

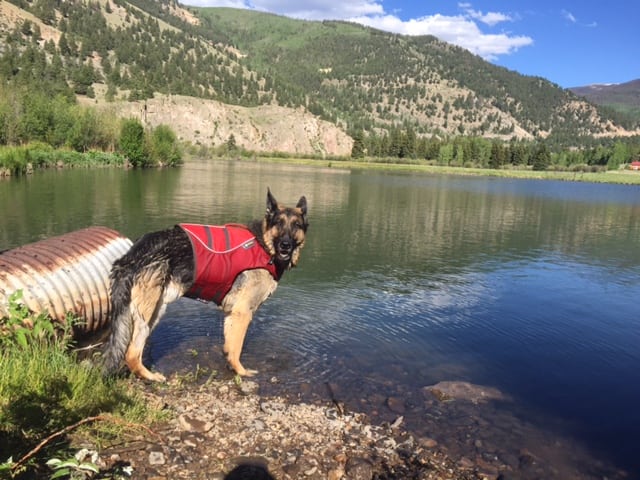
xmin=196 ymin=7 xmax=639 ymax=146
xmin=0 ymin=0 xmax=267 ymax=104
xmin=571 ymin=79 xmax=640 ymax=122
xmin=0 ymin=0 xmax=638 ymax=158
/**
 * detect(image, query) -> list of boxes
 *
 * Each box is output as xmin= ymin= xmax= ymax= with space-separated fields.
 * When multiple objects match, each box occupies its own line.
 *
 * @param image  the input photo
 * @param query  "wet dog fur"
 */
xmin=102 ymin=189 xmax=308 ymax=381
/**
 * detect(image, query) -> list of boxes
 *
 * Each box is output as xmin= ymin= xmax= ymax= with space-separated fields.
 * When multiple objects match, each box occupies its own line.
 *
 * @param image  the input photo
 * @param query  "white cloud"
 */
xmin=561 ymin=9 xmax=577 ymax=23
xmin=458 ymin=2 xmax=515 ymax=26
xmin=181 ymin=0 xmax=533 ymax=60
xmin=350 ymin=11 xmax=531 ymax=60
xmin=560 ymin=9 xmax=599 ymax=29
xmin=184 ymin=0 xmax=247 ymax=7
xmin=185 ymin=0 xmax=383 ymax=18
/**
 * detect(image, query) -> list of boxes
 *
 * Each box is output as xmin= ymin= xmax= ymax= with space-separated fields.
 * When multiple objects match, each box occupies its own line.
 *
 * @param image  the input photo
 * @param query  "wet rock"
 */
xmin=239 ymin=379 xmax=259 ymax=395
xmin=326 ymin=382 xmax=341 ymax=395
xmin=148 ymin=451 xmax=165 ymax=465
xmin=328 ymin=467 xmax=344 ymax=480
xmin=422 ymin=381 xmax=507 ymax=404
xmin=475 ymin=457 xmax=500 ymax=479
xmin=325 ymin=407 xmax=342 ymax=420
xmin=251 ymin=418 xmax=266 ymax=430
xmin=385 ymin=396 xmax=406 ymax=414
xmin=282 ymin=462 xmax=301 ymax=478
xmin=457 ymin=456 xmax=475 ymax=469
xmin=259 ymin=400 xmax=287 ymax=415
xmin=179 ymin=432 xmax=201 ymax=448
xmin=364 ymin=392 xmax=387 ymax=409
xmin=418 ymin=436 xmax=438 ymax=448
xmin=303 ymin=465 xmax=318 ymax=476
xmin=499 ymin=451 xmax=520 ymax=470
xmin=518 ymin=449 xmax=537 ymax=469
xmin=345 ymin=456 xmax=374 ymax=480
xmin=389 ymin=415 xmax=404 ymax=429
xmin=177 ymin=414 xmax=213 ymax=432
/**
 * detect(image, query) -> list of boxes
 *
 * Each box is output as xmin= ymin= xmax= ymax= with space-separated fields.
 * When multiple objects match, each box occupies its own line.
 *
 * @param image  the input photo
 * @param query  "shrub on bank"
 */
xmin=0 ymin=144 xmax=126 ymax=176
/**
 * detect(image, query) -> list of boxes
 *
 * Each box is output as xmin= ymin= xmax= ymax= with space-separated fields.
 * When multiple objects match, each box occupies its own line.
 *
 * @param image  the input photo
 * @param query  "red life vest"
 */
xmin=179 ymin=223 xmax=279 ymax=305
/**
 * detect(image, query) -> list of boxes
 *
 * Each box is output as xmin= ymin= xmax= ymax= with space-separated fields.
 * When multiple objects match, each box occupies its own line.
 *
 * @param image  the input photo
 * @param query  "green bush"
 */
xmin=148 ymin=124 xmax=182 ymax=166
xmin=0 ymin=147 xmax=28 ymax=174
xmin=84 ymin=150 xmax=126 ymax=166
xmin=0 ymin=291 xmax=160 ymax=477
xmin=119 ymin=118 xmax=147 ymax=167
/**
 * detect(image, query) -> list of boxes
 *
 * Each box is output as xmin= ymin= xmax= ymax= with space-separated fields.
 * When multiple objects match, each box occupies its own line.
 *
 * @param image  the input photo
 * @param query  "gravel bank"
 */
xmin=89 ymin=377 xmax=490 ymax=479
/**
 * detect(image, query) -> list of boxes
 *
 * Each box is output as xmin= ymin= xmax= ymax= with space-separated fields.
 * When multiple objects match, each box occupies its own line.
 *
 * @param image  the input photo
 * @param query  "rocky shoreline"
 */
xmin=87 ymin=377 xmax=484 ymax=480
xmin=65 ymin=373 xmax=634 ymax=480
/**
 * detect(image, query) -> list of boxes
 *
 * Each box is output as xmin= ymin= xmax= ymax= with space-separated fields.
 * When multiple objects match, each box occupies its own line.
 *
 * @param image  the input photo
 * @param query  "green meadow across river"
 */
xmin=253 ymin=155 xmax=640 ymax=184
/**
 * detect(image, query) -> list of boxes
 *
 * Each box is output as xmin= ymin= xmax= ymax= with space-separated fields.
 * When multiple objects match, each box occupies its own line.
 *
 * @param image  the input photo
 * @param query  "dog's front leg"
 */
xmin=223 ymin=305 xmax=256 ymax=376
xmin=221 ymin=269 xmax=278 ymax=376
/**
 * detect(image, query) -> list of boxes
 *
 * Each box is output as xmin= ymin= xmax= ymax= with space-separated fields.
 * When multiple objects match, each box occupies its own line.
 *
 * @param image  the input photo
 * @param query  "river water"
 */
xmin=2 ymin=159 xmax=639 ymax=478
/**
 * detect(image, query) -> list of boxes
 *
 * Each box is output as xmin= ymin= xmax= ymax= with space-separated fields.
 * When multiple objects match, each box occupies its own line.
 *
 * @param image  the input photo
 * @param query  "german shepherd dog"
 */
xmin=102 ymin=189 xmax=308 ymax=381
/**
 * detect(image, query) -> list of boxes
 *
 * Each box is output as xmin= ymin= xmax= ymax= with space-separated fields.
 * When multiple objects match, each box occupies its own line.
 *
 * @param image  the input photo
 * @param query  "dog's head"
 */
xmin=262 ymin=189 xmax=308 ymax=269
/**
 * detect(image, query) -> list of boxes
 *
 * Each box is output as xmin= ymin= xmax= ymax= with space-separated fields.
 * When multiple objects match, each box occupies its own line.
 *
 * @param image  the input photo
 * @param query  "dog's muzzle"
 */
xmin=276 ymin=237 xmax=294 ymax=261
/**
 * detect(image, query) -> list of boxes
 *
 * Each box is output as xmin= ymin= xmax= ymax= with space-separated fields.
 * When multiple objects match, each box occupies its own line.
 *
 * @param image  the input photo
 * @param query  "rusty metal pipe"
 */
xmin=0 ymin=227 xmax=132 ymax=337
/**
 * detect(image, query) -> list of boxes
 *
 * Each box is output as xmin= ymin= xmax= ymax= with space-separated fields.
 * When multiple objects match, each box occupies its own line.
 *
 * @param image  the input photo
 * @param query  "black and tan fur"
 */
xmin=102 ymin=190 xmax=308 ymax=381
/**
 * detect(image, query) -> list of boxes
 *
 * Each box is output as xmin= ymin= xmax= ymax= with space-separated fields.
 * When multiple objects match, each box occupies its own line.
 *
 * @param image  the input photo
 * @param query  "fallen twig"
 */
xmin=11 ymin=414 xmax=162 ymax=472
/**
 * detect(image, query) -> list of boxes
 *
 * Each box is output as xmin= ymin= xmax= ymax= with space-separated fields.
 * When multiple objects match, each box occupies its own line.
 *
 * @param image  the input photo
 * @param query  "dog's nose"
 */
xmin=279 ymin=239 xmax=292 ymax=251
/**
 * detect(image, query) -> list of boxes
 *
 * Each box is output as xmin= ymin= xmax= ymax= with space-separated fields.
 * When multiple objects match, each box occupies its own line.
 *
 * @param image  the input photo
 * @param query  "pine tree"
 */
xmin=351 ymin=130 xmax=365 ymax=158
xmin=532 ymin=143 xmax=551 ymax=171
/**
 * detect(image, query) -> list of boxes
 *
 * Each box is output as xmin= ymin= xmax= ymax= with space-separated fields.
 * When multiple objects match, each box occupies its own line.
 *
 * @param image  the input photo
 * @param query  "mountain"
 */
xmin=570 ymin=79 xmax=640 ymax=122
xmin=194 ymin=8 xmax=639 ymax=143
xmin=1 ymin=0 xmax=638 ymax=155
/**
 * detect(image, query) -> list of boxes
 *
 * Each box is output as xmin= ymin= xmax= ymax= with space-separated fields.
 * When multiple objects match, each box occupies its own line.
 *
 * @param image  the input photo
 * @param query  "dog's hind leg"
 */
xmin=125 ymin=310 xmax=164 ymax=382
xmin=124 ymin=267 xmax=172 ymax=382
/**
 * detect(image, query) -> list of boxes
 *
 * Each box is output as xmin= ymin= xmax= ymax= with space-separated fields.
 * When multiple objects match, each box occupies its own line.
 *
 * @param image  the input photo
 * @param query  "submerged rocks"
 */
xmin=422 ymin=381 xmax=508 ymax=404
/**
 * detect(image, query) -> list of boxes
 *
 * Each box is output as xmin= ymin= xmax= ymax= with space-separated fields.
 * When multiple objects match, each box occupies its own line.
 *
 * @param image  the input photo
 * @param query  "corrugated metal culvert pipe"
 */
xmin=0 ymin=227 xmax=133 ymax=339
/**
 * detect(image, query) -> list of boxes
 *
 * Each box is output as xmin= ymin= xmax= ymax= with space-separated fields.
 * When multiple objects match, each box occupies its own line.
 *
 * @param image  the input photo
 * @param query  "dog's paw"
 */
xmin=231 ymin=364 xmax=258 ymax=377
xmin=143 ymin=371 xmax=167 ymax=382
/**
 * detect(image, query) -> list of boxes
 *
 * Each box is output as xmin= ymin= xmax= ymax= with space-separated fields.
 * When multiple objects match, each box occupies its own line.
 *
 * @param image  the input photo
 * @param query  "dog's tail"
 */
xmin=101 ymin=260 xmax=136 ymax=375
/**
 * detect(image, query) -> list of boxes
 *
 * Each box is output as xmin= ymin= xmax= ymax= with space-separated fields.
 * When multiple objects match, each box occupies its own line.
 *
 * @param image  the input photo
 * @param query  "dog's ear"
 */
xmin=266 ymin=188 xmax=278 ymax=218
xmin=296 ymin=196 xmax=307 ymax=217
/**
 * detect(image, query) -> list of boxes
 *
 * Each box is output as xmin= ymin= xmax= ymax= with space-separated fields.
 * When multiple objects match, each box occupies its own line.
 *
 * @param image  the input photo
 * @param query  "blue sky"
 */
xmin=181 ymin=0 xmax=639 ymax=88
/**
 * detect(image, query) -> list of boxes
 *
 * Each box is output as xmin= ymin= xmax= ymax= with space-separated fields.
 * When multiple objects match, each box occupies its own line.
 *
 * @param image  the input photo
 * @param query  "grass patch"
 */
xmin=0 ymin=144 xmax=125 ymax=176
xmin=0 ymin=291 xmax=163 ymax=478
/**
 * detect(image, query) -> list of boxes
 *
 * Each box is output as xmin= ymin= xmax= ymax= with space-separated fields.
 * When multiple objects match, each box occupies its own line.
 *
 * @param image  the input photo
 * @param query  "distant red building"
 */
xmin=631 ymin=161 xmax=640 ymax=171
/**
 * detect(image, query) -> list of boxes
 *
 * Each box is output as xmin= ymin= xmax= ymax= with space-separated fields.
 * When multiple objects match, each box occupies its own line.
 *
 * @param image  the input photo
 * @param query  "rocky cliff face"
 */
xmin=98 ymin=94 xmax=353 ymax=157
